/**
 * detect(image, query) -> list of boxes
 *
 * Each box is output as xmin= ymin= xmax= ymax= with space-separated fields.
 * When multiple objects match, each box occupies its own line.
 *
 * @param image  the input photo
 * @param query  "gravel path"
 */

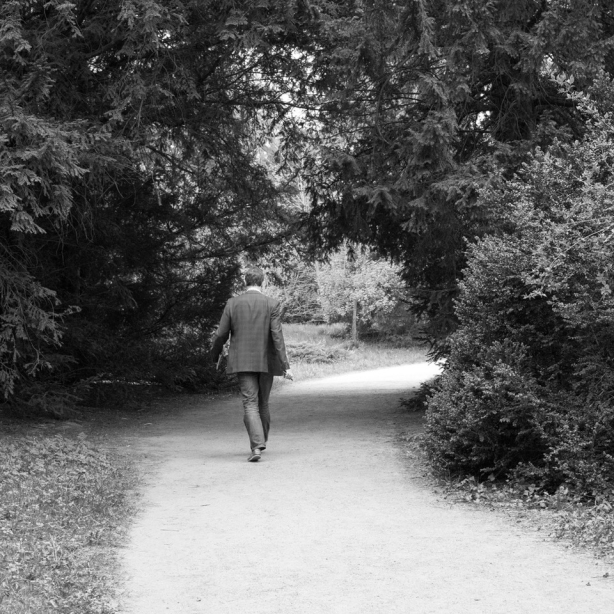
xmin=119 ymin=363 xmax=614 ymax=613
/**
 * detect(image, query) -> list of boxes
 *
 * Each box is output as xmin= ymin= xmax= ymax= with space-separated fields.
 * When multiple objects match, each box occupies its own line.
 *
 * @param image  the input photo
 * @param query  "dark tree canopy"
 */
xmin=296 ymin=0 xmax=614 ymax=337
xmin=0 ymin=0 xmax=313 ymax=397
xmin=2 ymin=0 xmax=614 ymax=401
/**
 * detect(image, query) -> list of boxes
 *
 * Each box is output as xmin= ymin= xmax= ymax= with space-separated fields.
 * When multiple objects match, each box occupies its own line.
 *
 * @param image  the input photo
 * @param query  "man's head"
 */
xmin=244 ymin=267 xmax=265 ymax=287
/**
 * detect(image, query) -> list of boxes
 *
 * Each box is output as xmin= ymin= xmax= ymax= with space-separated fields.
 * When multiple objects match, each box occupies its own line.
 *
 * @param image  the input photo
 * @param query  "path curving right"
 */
xmin=120 ymin=363 xmax=614 ymax=613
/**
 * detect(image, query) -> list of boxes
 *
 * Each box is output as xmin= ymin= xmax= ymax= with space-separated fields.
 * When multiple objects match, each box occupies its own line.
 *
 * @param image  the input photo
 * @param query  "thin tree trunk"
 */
xmin=352 ymin=298 xmax=358 ymax=343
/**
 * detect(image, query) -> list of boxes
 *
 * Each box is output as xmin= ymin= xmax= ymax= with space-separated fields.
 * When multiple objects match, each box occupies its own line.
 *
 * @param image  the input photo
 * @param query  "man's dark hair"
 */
xmin=244 ymin=267 xmax=265 ymax=287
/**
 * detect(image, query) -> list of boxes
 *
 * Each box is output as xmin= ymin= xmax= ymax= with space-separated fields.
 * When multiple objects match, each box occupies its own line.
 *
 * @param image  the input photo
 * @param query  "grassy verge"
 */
xmin=0 ymin=428 xmax=136 ymax=614
xmin=279 ymin=322 xmax=428 ymax=383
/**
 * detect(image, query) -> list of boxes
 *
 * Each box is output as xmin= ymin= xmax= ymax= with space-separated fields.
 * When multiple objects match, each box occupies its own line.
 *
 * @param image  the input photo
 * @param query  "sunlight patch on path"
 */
xmin=284 ymin=362 xmax=442 ymax=395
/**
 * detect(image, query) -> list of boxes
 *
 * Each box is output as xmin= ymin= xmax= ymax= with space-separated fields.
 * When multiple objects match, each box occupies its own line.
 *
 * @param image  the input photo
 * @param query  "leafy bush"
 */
xmin=424 ymin=90 xmax=614 ymax=493
xmin=426 ymin=339 xmax=548 ymax=475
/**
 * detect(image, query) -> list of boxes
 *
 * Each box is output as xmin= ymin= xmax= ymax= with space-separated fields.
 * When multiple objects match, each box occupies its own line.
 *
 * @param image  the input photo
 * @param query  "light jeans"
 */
xmin=237 ymin=372 xmax=274 ymax=451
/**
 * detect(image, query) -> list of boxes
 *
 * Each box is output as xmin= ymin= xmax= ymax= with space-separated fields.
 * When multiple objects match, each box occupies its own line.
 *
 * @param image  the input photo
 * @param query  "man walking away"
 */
xmin=211 ymin=267 xmax=293 ymax=462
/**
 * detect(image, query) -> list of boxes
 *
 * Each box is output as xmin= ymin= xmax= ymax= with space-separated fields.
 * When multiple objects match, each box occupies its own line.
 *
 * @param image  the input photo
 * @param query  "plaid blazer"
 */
xmin=211 ymin=290 xmax=290 ymax=375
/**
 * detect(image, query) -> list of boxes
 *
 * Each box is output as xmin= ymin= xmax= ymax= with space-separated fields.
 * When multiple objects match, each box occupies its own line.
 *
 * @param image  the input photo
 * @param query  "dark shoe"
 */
xmin=248 ymin=450 xmax=261 ymax=462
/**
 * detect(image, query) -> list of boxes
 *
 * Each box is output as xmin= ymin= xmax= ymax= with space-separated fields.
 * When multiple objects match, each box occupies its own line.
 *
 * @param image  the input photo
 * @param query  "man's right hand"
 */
xmin=283 ymin=369 xmax=294 ymax=381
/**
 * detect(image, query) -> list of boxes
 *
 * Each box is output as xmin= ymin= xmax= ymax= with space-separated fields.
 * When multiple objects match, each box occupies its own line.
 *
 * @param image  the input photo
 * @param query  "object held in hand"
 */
xmin=283 ymin=369 xmax=294 ymax=381
xmin=216 ymin=340 xmax=230 ymax=370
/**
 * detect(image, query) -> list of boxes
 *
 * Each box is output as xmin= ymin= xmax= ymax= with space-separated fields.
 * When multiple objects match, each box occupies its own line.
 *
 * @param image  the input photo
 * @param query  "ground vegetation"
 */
xmin=277 ymin=322 xmax=427 ymax=390
xmin=0 ymin=430 xmax=135 ymax=613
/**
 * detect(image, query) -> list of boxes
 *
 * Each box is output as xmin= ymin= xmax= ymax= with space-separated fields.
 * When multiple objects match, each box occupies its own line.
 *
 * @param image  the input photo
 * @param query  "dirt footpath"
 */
xmin=119 ymin=363 xmax=614 ymax=614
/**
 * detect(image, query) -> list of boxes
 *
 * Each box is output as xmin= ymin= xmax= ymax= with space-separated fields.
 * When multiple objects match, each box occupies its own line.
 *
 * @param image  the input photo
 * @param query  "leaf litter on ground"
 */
xmin=0 ymin=432 xmax=136 ymax=614
xmin=398 ymin=430 xmax=614 ymax=567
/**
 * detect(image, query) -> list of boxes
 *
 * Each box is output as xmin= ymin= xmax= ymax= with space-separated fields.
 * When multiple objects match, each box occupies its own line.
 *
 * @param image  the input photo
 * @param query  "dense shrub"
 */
xmin=425 ymin=96 xmax=614 ymax=493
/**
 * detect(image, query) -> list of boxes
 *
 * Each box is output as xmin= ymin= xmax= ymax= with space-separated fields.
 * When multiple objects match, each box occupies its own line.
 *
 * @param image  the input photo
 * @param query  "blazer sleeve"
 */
xmin=211 ymin=301 xmax=231 ymax=363
xmin=269 ymin=300 xmax=290 ymax=371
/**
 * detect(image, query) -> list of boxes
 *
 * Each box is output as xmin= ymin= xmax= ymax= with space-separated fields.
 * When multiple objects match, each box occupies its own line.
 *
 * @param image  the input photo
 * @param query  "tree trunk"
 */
xmin=351 ymin=298 xmax=358 ymax=343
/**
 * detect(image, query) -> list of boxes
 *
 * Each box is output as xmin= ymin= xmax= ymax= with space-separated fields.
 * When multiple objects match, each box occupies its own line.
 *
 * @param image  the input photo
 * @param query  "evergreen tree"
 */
xmin=298 ymin=0 xmax=614 ymax=341
xmin=0 ymin=0 xmax=314 ymax=399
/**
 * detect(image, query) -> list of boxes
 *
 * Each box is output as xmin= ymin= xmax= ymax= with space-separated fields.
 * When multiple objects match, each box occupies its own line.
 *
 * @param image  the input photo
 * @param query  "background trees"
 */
xmin=316 ymin=248 xmax=401 ymax=341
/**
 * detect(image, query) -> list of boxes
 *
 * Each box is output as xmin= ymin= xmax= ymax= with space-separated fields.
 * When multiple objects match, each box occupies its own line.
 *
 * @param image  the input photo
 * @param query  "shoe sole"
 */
xmin=248 ymin=454 xmax=261 ymax=462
